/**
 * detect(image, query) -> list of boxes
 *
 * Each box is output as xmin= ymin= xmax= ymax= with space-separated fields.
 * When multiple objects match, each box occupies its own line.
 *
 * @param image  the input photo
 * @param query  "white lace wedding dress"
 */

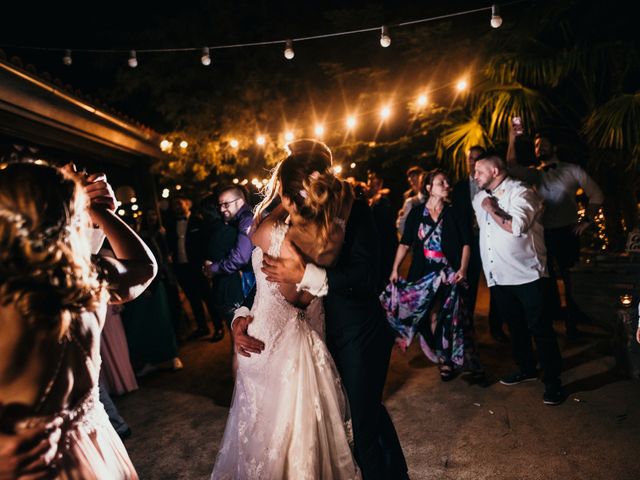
xmin=211 ymin=222 xmax=361 ymax=480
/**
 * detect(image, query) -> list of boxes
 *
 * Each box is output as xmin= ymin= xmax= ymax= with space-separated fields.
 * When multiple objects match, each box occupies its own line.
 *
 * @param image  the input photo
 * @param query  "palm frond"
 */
xmin=437 ymin=116 xmax=491 ymax=178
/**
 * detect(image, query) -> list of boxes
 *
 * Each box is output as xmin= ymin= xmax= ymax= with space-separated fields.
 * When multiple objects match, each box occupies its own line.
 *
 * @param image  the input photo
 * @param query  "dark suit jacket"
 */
xmin=400 ymin=201 xmax=471 ymax=281
xmin=166 ymin=214 xmax=206 ymax=265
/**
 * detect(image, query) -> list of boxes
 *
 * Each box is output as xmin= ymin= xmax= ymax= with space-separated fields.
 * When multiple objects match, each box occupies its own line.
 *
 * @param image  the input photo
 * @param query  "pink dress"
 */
xmin=5 ymin=307 xmax=138 ymax=479
xmin=100 ymin=304 xmax=138 ymax=395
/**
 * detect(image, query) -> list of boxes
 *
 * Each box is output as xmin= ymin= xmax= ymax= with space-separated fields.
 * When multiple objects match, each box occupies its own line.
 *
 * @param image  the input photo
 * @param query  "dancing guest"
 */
xmin=0 ymin=161 xmax=156 ymax=477
xmin=472 ymin=151 xmax=564 ymax=405
xmin=386 ymin=169 xmax=481 ymax=380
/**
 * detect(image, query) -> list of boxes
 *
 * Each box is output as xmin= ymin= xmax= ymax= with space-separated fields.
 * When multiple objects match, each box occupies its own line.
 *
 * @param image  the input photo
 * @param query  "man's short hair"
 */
xmin=218 ymin=185 xmax=248 ymax=202
xmin=406 ymin=166 xmax=425 ymax=177
xmin=468 ymin=145 xmax=486 ymax=155
xmin=476 ymin=150 xmax=506 ymax=171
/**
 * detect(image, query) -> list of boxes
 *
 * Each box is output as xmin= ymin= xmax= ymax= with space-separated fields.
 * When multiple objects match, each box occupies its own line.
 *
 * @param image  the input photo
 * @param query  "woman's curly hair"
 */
xmin=0 ymin=162 xmax=107 ymax=339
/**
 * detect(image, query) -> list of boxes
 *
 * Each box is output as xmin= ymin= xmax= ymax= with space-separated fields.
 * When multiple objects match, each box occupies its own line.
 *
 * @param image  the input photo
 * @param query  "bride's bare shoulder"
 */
xmin=250 ymin=205 xmax=287 ymax=252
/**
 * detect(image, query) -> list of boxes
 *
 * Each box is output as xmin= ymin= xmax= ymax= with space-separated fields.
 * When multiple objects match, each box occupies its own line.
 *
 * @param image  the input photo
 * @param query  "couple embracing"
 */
xmin=211 ymin=139 xmax=408 ymax=479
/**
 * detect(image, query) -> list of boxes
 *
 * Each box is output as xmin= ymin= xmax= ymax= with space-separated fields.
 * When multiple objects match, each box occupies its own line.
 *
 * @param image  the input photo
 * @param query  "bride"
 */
xmin=211 ymin=140 xmax=360 ymax=479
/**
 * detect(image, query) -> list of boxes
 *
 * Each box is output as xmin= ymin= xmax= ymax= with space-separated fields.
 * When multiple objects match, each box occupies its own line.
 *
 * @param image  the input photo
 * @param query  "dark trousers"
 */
xmin=492 ymin=279 xmax=562 ymax=384
xmin=330 ymin=322 xmax=408 ymax=480
xmin=174 ymin=263 xmax=218 ymax=332
xmin=544 ymin=225 xmax=582 ymax=332
xmin=466 ymin=235 xmax=482 ymax=325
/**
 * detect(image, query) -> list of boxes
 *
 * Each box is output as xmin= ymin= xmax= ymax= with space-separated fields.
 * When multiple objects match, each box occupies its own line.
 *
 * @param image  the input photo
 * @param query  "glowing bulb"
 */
xmin=161 ymin=189 xmax=170 ymax=199
xmin=284 ymin=40 xmax=295 ymax=60
xmin=233 ymin=178 xmax=239 ymax=184
xmin=256 ymin=135 xmax=266 ymax=146
xmin=252 ymin=177 xmax=259 ymax=185
xmin=201 ymin=47 xmax=211 ymax=66
xmin=620 ymin=294 xmax=633 ymax=307
xmin=131 ymin=204 xmax=139 ymax=211
xmin=118 ymin=209 xmax=126 ymax=216
xmin=62 ymin=49 xmax=72 ymax=66
xmin=176 ymin=184 xmax=182 ymax=191
xmin=284 ymin=131 xmax=294 ymax=142
xmin=314 ymin=124 xmax=325 ymax=137
xmin=380 ymin=26 xmax=391 ymax=48
xmin=456 ymin=79 xmax=468 ymax=91
xmin=350 ymin=162 xmax=356 ymax=169
xmin=179 ymin=140 xmax=188 ymax=149
xmin=346 ymin=116 xmax=357 ymax=129
xmin=160 ymin=139 xmax=171 ymax=151
xmin=262 ymin=178 xmax=269 ymax=185
xmin=128 ymin=50 xmax=138 ymax=68
xmin=241 ymin=179 xmax=249 ymax=185
xmin=333 ymin=165 xmax=343 ymax=175
xmin=380 ymin=106 xmax=391 ymax=120
xmin=490 ymin=4 xmax=503 ymax=28
xmin=417 ymin=94 xmax=428 ymax=107
xmin=130 ymin=197 xmax=137 ymax=204
xmin=230 ymin=138 xmax=239 ymax=149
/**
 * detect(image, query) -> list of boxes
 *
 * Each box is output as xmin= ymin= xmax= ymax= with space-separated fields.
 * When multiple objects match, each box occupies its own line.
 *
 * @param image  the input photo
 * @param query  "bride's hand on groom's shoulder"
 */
xmin=232 ymin=316 xmax=265 ymax=357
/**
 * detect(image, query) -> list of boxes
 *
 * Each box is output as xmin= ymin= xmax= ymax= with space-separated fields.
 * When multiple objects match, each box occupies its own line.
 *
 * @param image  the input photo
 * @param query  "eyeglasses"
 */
xmin=219 ymin=198 xmax=241 ymax=209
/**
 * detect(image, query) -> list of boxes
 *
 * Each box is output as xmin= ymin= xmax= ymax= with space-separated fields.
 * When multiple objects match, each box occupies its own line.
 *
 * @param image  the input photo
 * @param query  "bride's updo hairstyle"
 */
xmin=0 ymin=162 xmax=106 ymax=339
xmin=255 ymin=139 xmax=352 ymax=242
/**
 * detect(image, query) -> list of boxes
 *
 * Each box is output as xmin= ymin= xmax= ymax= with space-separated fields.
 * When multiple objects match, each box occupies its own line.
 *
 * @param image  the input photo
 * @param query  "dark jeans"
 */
xmin=544 ymin=225 xmax=582 ymax=332
xmin=492 ymin=279 xmax=562 ymax=384
xmin=174 ymin=263 xmax=217 ymax=332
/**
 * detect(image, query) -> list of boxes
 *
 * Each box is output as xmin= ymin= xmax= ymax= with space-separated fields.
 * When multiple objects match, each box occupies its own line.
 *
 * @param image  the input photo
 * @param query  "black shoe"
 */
xmin=187 ymin=328 xmax=210 ymax=340
xmin=209 ymin=329 xmax=224 ymax=343
xmin=499 ymin=371 xmax=537 ymax=386
xmin=490 ymin=329 xmax=510 ymax=344
xmin=118 ymin=427 xmax=132 ymax=440
xmin=543 ymin=383 xmax=566 ymax=405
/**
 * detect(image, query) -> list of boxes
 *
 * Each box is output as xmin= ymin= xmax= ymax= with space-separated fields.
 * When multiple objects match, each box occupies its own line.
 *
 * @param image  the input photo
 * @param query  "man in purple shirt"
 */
xmin=203 ymin=185 xmax=254 ymax=341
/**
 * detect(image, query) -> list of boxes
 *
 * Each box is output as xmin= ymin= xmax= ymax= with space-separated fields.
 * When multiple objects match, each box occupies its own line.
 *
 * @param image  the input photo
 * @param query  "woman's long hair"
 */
xmin=0 ymin=162 xmax=107 ymax=339
xmin=254 ymin=139 xmax=353 ymax=243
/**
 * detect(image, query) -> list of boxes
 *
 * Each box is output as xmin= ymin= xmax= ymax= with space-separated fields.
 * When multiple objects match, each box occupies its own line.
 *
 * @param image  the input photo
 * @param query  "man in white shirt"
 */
xmin=473 ymin=151 xmax=564 ymax=405
xmin=508 ymin=130 xmax=604 ymax=338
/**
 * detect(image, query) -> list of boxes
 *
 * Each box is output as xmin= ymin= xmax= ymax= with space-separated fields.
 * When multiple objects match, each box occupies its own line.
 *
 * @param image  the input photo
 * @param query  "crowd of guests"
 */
xmin=0 ymin=124 xmax=629 ymax=478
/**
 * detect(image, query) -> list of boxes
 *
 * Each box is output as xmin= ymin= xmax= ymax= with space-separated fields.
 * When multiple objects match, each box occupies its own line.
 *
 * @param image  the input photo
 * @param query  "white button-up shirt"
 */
xmin=509 ymin=161 xmax=604 ymax=229
xmin=473 ymin=176 xmax=548 ymax=287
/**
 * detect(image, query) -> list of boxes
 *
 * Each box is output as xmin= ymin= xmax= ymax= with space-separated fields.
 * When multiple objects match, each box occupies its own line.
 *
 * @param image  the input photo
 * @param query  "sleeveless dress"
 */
xmin=211 ymin=222 xmax=361 ymax=480
xmin=4 ymin=308 xmax=138 ymax=479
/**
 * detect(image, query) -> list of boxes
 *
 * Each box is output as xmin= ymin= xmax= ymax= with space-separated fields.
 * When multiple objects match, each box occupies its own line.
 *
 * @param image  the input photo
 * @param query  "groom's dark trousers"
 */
xmin=323 ymin=200 xmax=408 ymax=480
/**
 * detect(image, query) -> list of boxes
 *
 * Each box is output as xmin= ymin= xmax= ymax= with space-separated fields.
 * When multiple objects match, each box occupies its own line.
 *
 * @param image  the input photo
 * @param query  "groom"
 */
xmin=233 ymin=195 xmax=409 ymax=479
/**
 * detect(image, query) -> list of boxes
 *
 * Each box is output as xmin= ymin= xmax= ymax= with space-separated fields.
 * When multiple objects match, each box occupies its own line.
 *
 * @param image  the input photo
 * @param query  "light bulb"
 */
xmin=284 ymin=131 xmax=294 ymax=142
xmin=201 ymin=47 xmax=211 ymax=66
xmin=256 ymin=135 xmax=266 ymax=146
xmin=62 ymin=49 xmax=72 ymax=66
xmin=161 ymin=189 xmax=170 ymax=199
xmin=179 ymin=140 xmax=188 ymax=149
xmin=380 ymin=106 xmax=391 ymax=120
xmin=175 ymin=184 xmax=182 ymax=191
xmin=314 ymin=124 xmax=325 ymax=137
xmin=491 ymin=4 xmax=503 ymax=28
xmin=128 ymin=50 xmax=138 ymax=68
xmin=230 ymin=139 xmax=239 ymax=149
xmin=456 ymin=79 xmax=468 ymax=91
xmin=131 ymin=204 xmax=139 ymax=211
xmin=380 ymin=26 xmax=391 ymax=48
xmin=350 ymin=162 xmax=356 ymax=169
xmin=417 ymin=94 xmax=428 ymax=107
xmin=160 ymin=139 xmax=171 ymax=151
xmin=346 ymin=116 xmax=357 ymax=129
xmin=333 ymin=165 xmax=343 ymax=175
xmin=284 ymin=40 xmax=295 ymax=60
xmin=130 ymin=197 xmax=137 ymax=203
xmin=232 ymin=178 xmax=239 ymax=184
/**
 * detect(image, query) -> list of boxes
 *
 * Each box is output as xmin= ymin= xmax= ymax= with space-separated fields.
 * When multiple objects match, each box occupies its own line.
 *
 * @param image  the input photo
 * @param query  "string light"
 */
xmin=179 ymin=140 xmax=188 ymax=149
xmin=130 ymin=197 xmax=137 ymax=203
xmin=118 ymin=209 xmax=126 ymax=216
xmin=333 ymin=165 xmax=343 ymax=174
xmin=380 ymin=26 xmax=391 ymax=48
xmin=380 ymin=105 xmax=391 ymax=120
xmin=456 ymin=79 xmax=468 ymax=91
xmin=128 ymin=50 xmax=138 ymax=68
xmin=417 ymin=94 xmax=428 ymax=107
xmin=176 ymin=184 xmax=182 ymax=190
xmin=201 ymin=47 xmax=211 ymax=66
xmin=62 ymin=49 xmax=72 ymax=66
xmin=161 ymin=188 xmax=170 ymax=198
xmin=256 ymin=135 xmax=266 ymax=146
xmin=131 ymin=204 xmax=139 ymax=211
xmin=160 ymin=139 xmax=172 ymax=151
xmin=314 ymin=124 xmax=325 ymax=137
xmin=232 ymin=178 xmax=239 ymax=184
xmin=284 ymin=131 xmax=295 ymax=142
xmin=490 ymin=4 xmax=503 ymax=28
xmin=230 ymin=138 xmax=239 ymax=148
xmin=241 ymin=179 xmax=249 ymax=186
xmin=350 ymin=162 xmax=356 ymax=169
xmin=284 ymin=40 xmax=295 ymax=60
xmin=346 ymin=116 xmax=357 ymax=129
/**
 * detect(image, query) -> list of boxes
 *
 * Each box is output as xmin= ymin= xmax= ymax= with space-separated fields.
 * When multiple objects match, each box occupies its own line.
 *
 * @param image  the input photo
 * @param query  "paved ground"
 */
xmin=115 ymin=284 xmax=640 ymax=479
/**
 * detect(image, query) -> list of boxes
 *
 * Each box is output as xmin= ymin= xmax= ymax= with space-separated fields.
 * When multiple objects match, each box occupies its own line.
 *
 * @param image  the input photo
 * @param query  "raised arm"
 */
xmin=85 ymin=173 xmax=157 ymax=303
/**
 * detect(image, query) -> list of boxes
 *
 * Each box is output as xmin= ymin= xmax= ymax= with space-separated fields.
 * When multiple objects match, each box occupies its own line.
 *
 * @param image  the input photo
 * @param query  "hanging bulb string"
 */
xmin=1 ymin=1 xmax=526 ymax=55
